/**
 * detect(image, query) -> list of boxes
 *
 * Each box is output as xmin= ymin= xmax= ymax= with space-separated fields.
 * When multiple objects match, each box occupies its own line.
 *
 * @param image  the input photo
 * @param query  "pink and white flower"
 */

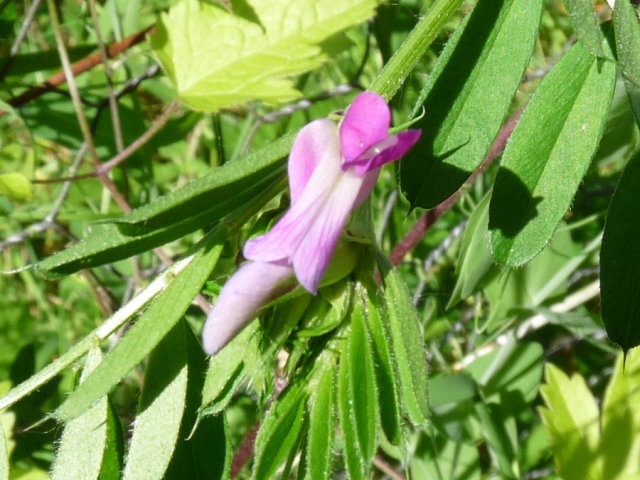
xmin=203 ymin=92 xmax=421 ymax=355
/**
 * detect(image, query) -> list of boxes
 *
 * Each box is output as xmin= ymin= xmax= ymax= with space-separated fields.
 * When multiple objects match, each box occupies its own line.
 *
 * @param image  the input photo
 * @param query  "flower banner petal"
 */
xmin=288 ymin=119 xmax=340 ymax=204
xmin=340 ymin=92 xmax=390 ymax=162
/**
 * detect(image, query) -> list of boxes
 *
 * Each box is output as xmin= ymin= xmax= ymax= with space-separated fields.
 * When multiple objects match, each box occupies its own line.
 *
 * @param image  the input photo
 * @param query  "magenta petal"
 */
xmin=202 ymin=261 xmax=293 ymax=355
xmin=340 ymin=92 xmax=390 ymax=162
xmin=348 ymin=129 xmax=422 ymax=175
xmin=288 ymin=119 xmax=339 ymax=204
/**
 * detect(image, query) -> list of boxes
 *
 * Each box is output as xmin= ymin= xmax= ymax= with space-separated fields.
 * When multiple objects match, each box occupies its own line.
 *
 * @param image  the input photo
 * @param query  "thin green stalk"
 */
xmin=369 ymin=0 xmax=464 ymax=100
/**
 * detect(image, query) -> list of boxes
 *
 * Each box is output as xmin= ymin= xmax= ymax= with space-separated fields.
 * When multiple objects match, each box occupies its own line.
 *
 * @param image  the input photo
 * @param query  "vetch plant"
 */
xmin=202 ymin=92 xmax=421 ymax=354
xmin=3 ymin=0 xmax=639 ymax=477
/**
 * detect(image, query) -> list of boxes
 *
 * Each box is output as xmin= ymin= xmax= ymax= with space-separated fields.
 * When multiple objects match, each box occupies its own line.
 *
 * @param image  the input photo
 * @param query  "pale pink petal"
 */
xmin=202 ymin=261 xmax=293 ymax=355
xmin=292 ymin=170 xmax=364 ymax=293
xmin=353 ymin=169 xmax=381 ymax=208
xmin=245 ymin=131 xmax=343 ymax=263
xmin=343 ymin=129 xmax=422 ymax=175
xmin=288 ymin=119 xmax=339 ymax=204
xmin=340 ymin=92 xmax=390 ymax=162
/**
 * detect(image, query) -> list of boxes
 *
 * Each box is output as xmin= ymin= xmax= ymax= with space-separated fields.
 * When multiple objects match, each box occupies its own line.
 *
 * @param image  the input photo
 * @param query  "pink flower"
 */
xmin=203 ymin=92 xmax=421 ymax=354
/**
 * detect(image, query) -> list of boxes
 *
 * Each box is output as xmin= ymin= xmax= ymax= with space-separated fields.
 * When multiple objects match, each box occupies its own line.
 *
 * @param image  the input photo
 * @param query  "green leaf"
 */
xmin=0 ymin=422 xmax=6 ymax=480
xmin=38 ymin=135 xmax=290 ymax=276
xmin=365 ymin=294 xmax=402 ymax=446
xmin=304 ymin=355 xmax=336 ymax=480
xmin=464 ymin=341 xmax=544 ymax=404
xmin=0 ymin=384 xmax=12 ymax=480
xmin=252 ymin=385 xmax=307 ymax=480
xmin=410 ymin=436 xmax=482 ymax=480
xmin=474 ymin=402 xmax=518 ymax=479
xmin=51 ymin=348 xmax=108 ymax=480
xmin=122 ymin=322 xmax=189 ymax=480
xmin=601 ymin=348 xmax=640 ymax=479
xmin=200 ymin=323 xmax=258 ymax=413
xmin=99 ymin=401 xmax=125 ymax=480
xmin=337 ymin=294 xmax=378 ymax=479
xmin=0 ymin=172 xmax=32 ymax=201
xmin=37 ymin=207 xmax=219 ymax=277
xmin=383 ymin=269 xmax=430 ymax=426
xmin=151 ymin=0 xmax=376 ymax=111
xmin=0 ymin=256 xmax=193 ymax=412
xmin=489 ymin=40 xmax=616 ymax=267
xmin=601 ymin=151 xmax=640 ymax=352
xmin=614 ymin=0 xmax=640 ymax=125
xmin=483 ymin=225 xmax=588 ymax=328
xmin=539 ymin=363 xmax=602 ymax=480
xmin=164 ymin=322 xmax=231 ymax=480
xmin=337 ymin=338 xmax=364 ymax=479
xmin=400 ymin=0 xmax=542 ymax=208
xmin=115 ymin=133 xmax=292 ymax=235
xmin=447 ymin=191 xmax=493 ymax=309
xmin=564 ymin=0 xmax=605 ymax=57
xmin=54 ymin=229 xmax=224 ymax=421
xmin=429 ymin=373 xmax=477 ymax=443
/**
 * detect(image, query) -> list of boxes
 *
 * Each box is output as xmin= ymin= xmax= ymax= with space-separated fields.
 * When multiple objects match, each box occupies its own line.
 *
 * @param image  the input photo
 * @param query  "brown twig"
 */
xmin=388 ymin=107 xmax=523 ymax=266
xmin=46 ymin=0 xmax=132 ymax=213
xmin=373 ymin=456 xmax=406 ymax=480
xmin=1 ymin=25 xmax=153 ymax=115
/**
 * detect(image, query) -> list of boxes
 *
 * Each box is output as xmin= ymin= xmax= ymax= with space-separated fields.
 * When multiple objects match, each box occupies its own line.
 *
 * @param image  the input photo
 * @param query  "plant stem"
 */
xmin=369 ymin=0 xmax=464 ymax=101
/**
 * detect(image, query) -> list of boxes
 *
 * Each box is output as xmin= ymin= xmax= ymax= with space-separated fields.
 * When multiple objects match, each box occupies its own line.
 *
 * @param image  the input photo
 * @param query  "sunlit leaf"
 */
xmin=252 ymin=385 xmax=307 ymax=480
xmin=489 ymin=40 xmax=616 ymax=266
xmin=151 ymin=0 xmax=376 ymax=111
xmin=304 ymin=354 xmax=336 ymax=480
xmin=383 ymin=269 xmax=430 ymax=426
xmin=564 ymin=0 xmax=605 ymax=57
xmin=51 ymin=348 xmax=108 ymax=480
xmin=447 ymin=191 xmax=493 ymax=309
xmin=37 ymin=209 xmax=218 ymax=277
xmin=165 ymin=322 xmax=230 ymax=479
xmin=122 ymin=322 xmax=189 ymax=480
xmin=0 ymin=172 xmax=32 ymax=201
xmin=465 ymin=341 xmax=544 ymax=404
xmin=539 ymin=363 xmax=602 ymax=480
xmin=200 ymin=323 xmax=257 ymax=413
xmin=365 ymin=294 xmax=402 ymax=445
xmin=601 ymin=348 xmax=640 ymax=478
xmin=338 ymin=294 xmax=378 ymax=479
xmin=614 ymin=0 xmax=640 ymax=124
xmin=0 ymin=382 xmax=13 ymax=480
xmin=400 ymin=0 xmax=542 ymax=208
xmin=54 ymin=229 xmax=224 ymax=421
xmin=116 ymin=133 xmax=292 ymax=235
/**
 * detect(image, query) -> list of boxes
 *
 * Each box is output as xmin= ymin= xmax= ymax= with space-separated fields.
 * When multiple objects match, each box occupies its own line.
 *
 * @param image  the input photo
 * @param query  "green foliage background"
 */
xmin=1 ymin=0 xmax=639 ymax=479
